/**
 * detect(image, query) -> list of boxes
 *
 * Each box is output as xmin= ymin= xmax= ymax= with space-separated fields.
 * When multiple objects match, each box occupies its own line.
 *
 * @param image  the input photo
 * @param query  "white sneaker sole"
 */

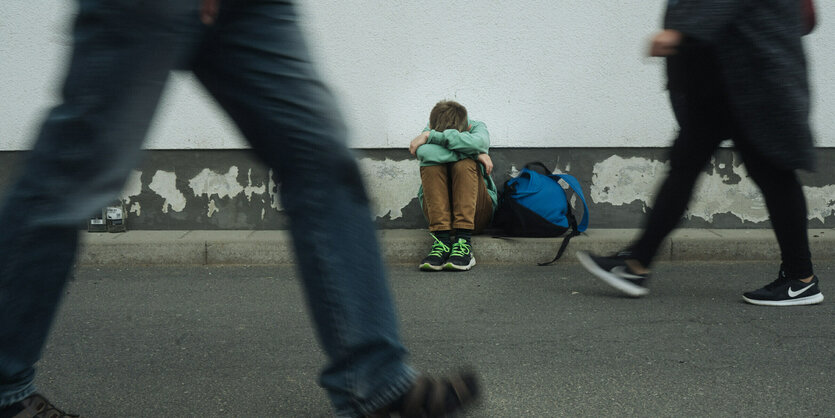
xmin=576 ymin=251 xmax=649 ymax=297
xmin=419 ymin=263 xmax=444 ymax=271
xmin=444 ymin=256 xmax=476 ymax=271
xmin=742 ymin=292 xmax=824 ymax=306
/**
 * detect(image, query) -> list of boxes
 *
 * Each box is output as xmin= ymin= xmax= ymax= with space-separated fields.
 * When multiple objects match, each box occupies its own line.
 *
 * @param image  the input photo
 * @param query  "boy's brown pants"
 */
xmin=420 ymin=158 xmax=493 ymax=234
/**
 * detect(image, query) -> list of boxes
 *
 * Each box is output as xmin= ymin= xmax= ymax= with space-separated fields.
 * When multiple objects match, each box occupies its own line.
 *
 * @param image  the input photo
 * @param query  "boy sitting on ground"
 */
xmin=409 ymin=100 xmax=497 ymax=271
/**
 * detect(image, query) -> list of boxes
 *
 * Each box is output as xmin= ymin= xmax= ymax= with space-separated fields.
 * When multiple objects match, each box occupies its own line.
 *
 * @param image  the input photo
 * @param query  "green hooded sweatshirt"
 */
xmin=416 ymin=119 xmax=498 ymax=215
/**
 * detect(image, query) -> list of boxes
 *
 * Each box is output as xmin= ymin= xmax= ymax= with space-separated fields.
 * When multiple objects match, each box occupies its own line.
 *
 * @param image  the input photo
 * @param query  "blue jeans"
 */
xmin=0 ymin=1 xmax=415 ymax=416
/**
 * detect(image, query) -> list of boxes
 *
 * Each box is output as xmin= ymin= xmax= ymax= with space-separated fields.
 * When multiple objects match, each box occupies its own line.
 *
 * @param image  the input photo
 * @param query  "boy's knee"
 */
xmin=451 ymin=158 xmax=477 ymax=174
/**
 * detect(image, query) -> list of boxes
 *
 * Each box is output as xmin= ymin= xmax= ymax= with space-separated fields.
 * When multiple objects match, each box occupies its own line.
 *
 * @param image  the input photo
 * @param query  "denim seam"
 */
xmin=0 ymin=385 xmax=35 ymax=409
xmin=335 ymin=366 xmax=418 ymax=418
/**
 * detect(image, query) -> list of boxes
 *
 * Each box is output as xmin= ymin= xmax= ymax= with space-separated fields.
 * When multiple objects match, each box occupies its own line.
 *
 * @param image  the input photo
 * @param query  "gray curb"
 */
xmin=77 ymin=229 xmax=835 ymax=266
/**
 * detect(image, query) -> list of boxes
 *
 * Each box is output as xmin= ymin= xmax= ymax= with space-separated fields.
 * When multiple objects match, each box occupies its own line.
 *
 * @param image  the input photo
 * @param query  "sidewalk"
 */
xmin=78 ymin=228 xmax=835 ymax=265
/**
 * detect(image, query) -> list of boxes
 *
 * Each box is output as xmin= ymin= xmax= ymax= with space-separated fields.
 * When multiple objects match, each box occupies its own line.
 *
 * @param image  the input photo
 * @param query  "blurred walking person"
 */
xmin=0 ymin=1 xmax=479 ymax=417
xmin=578 ymin=0 xmax=823 ymax=307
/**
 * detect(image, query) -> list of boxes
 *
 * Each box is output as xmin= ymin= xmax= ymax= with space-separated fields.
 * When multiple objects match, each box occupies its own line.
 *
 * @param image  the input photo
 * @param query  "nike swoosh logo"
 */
xmin=611 ymin=266 xmax=644 ymax=279
xmin=788 ymin=283 xmax=815 ymax=298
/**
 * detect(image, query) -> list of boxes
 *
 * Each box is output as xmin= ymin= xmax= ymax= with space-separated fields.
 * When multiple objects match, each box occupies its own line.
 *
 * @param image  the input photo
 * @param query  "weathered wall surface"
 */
xmin=2 ymin=149 xmax=833 ymax=230
xmin=2 ymin=2 xmax=834 ymax=151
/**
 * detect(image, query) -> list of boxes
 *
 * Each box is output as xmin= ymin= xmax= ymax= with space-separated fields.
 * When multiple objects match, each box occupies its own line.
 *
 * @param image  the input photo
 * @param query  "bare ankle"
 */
xmin=625 ymin=259 xmax=650 ymax=275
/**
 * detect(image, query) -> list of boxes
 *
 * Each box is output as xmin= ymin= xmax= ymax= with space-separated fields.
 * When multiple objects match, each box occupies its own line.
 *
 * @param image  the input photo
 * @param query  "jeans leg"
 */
xmin=192 ymin=2 xmax=414 ymax=416
xmin=0 ymin=1 xmax=198 ymax=406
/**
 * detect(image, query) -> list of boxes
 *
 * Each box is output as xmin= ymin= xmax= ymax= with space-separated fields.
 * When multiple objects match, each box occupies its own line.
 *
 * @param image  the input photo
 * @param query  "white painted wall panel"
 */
xmin=1 ymin=1 xmax=833 ymax=150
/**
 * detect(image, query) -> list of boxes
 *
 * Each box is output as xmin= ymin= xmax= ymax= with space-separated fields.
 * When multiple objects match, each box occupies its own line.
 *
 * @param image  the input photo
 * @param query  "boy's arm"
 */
xmin=425 ymin=121 xmax=490 ymax=157
xmin=476 ymin=153 xmax=493 ymax=175
xmin=416 ymin=144 xmax=463 ymax=165
xmin=409 ymin=131 xmax=430 ymax=156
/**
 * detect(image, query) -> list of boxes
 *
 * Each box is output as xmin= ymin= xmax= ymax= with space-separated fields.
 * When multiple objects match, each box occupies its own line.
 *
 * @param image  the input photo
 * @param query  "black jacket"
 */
xmin=665 ymin=0 xmax=815 ymax=171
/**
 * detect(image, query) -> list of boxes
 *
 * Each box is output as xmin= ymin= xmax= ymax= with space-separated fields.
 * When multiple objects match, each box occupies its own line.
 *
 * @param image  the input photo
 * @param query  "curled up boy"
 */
xmin=409 ymin=101 xmax=497 ymax=271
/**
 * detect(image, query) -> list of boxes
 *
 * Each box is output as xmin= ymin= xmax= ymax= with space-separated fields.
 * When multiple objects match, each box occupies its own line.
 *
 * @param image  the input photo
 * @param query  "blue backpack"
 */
xmin=492 ymin=162 xmax=589 ymax=265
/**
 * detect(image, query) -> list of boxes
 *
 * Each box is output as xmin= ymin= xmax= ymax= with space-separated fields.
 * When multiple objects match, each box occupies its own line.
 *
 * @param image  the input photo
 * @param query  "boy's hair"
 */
xmin=429 ymin=100 xmax=468 ymax=132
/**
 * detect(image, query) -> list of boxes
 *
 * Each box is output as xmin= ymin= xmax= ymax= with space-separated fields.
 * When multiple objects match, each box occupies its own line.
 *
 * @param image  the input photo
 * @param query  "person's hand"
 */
xmin=649 ymin=29 xmax=683 ymax=57
xmin=477 ymin=153 xmax=493 ymax=175
xmin=409 ymin=131 xmax=430 ymax=156
xmin=201 ymin=0 xmax=220 ymax=25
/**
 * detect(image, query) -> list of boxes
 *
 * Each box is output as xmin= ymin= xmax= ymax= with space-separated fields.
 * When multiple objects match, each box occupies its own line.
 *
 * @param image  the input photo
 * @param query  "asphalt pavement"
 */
xmin=36 ymin=261 xmax=835 ymax=417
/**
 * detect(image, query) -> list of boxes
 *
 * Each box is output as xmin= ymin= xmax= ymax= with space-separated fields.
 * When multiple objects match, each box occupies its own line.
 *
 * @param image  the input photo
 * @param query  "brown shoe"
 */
xmin=367 ymin=370 xmax=480 ymax=418
xmin=3 ymin=393 xmax=79 ymax=418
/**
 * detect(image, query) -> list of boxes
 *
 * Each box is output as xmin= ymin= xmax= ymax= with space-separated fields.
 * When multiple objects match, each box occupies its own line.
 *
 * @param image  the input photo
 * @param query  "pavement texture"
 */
xmin=40 ymin=262 xmax=834 ymax=417
xmin=78 ymin=228 xmax=835 ymax=266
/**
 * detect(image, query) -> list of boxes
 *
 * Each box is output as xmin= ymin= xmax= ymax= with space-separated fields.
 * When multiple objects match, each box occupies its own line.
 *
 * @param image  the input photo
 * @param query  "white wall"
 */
xmin=2 ymin=1 xmax=833 ymax=151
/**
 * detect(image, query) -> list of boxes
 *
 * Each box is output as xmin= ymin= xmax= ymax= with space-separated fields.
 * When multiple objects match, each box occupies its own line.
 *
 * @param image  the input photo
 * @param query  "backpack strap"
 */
xmin=537 ymin=206 xmax=580 ymax=266
xmin=537 ymin=173 xmax=590 ymax=266
xmin=552 ymin=174 xmax=589 ymax=232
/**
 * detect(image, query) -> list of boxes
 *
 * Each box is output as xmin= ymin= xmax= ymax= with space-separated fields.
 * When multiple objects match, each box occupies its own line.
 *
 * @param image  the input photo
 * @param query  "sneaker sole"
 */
xmin=419 ymin=263 xmax=444 ymax=271
xmin=742 ymin=292 xmax=824 ymax=307
xmin=576 ymin=251 xmax=649 ymax=297
xmin=444 ymin=257 xmax=476 ymax=271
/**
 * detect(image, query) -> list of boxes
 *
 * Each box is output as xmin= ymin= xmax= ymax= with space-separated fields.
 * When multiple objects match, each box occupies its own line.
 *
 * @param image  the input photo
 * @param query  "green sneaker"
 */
xmin=444 ymin=238 xmax=475 ymax=271
xmin=419 ymin=234 xmax=451 ymax=271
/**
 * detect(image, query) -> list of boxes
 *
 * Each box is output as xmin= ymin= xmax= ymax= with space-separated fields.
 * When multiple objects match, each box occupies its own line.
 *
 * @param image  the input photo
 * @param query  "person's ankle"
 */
xmin=798 ymin=275 xmax=815 ymax=283
xmin=432 ymin=230 xmax=452 ymax=244
xmin=625 ymin=259 xmax=650 ymax=275
xmin=455 ymin=228 xmax=473 ymax=243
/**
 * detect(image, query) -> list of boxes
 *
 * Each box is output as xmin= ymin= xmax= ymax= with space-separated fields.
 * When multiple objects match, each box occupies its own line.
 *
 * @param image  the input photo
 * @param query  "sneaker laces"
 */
xmin=450 ymin=239 xmax=471 ymax=257
xmin=427 ymin=234 xmax=450 ymax=257
xmin=764 ymin=270 xmax=790 ymax=290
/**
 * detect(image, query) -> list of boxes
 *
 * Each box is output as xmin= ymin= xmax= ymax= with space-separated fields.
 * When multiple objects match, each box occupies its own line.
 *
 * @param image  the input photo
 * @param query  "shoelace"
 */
xmin=450 ymin=239 xmax=471 ymax=257
xmin=764 ymin=271 xmax=790 ymax=290
xmin=428 ymin=235 xmax=450 ymax=257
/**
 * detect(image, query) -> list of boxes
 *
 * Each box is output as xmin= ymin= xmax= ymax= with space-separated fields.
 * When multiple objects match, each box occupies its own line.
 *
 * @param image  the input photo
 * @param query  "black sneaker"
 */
xmin=419 ymin=234 xmax=451 ymax=271
xmin=576 ymin=251 xmax=649 ymax=297
xmin=444 ymin=238 xmax=475 ymax=271
xmin=0 ymin=393 xmax=79 ymax=418
xmin=743 ymin=274 xmax=824 ymax=306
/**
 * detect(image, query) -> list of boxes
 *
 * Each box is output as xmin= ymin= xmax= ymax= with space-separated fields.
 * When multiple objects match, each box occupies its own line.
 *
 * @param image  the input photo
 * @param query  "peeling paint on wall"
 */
xmin=591 ymin=155 xmax=835 ymax=224
xmin=122 ymin=170 xmax=142 ymax=203
xmin=590 ymin=156 xmax=668 ymax=212
xmin=149 ymin=170 xmax=186 ymax=213
xmin=686 ymin=162 xmax=769 ymax=223
xmin=358 ymin=157 xmax=421 ymax=219
xmin=805 ymin=185 xmax=835 ymax=223
xmin=243 ymin=168 xmax=266 ymax=201
xmin=207 ymin=199 xmax=219 ymax=217
xmin=268 ymin=169 xmax=282 ymax=211
xmin=189 ymin=166 xmax=244 ymax=199
xmin=129 ymin=202 xmax=141 ymax=217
